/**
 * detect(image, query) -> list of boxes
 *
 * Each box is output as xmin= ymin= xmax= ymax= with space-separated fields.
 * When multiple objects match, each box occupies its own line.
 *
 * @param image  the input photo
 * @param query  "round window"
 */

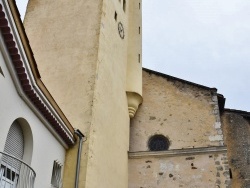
xmin=148 ymin=135 xmax=170 ymax=151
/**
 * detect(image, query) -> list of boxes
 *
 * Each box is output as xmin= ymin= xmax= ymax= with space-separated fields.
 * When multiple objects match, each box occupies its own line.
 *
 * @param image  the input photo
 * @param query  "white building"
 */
xmin=0 ymin=0 xmax=76 ymax=187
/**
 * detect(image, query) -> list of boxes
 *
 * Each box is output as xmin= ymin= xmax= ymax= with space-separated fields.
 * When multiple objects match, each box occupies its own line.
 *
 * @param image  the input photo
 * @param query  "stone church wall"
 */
xmin=128 ymin=69 xmax=231 ymax=187
xmin=222 ymin=111 xmax=250 ymax=188
xmin=129 ymin=153 xmax=229 ymax=188
xmin=130 ymin=69 xmax=223 ymax=152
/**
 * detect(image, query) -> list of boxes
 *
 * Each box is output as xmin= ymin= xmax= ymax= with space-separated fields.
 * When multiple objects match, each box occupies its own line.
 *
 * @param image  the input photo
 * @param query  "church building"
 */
xmin=0 ymin=0 xmax=249 ymax=187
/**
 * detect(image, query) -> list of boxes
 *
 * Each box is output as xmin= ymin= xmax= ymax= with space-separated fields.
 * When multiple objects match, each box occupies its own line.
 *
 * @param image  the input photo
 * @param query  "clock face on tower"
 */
xmin=118 ymin=22 xmax=125 ymax=39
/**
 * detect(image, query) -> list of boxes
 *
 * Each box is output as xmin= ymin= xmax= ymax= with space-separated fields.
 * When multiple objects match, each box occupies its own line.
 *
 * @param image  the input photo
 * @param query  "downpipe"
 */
xmin=74 ymin=129 xmax=85 ymax=188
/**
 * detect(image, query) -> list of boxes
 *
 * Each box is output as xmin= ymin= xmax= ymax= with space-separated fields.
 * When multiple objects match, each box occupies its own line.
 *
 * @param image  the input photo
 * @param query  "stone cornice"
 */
xmin=129 ymin=146 xmax=227 ymax=159
xmin=126 ymin=91 xmax=143 ymax=118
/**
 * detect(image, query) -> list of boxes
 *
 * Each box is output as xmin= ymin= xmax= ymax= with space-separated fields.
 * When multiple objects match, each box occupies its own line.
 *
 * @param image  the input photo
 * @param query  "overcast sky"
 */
xmin=16 ymin=0 xmax=249 ymax=111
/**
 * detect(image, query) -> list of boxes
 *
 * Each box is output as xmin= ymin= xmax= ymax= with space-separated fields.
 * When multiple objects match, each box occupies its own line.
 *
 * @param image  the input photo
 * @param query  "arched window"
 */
xmin=148 ymin=135 xmax=170 ymax=151
xmin=0 ymin=120 xmax=24 ymax=186
xmin=4 ymin=121 xmax=24 ymax=161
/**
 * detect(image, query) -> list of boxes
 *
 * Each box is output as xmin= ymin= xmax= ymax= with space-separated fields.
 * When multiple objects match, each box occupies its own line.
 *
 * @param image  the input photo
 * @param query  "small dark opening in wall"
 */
xmin=229 ymin=168 xmax=233 ymax=179
xmin=247 ymin=151 xmax=250 ymax=164
xmin=139 ymin=27 xmax=141 ymax=34
xmin=139 ymin=2 xmax=141 ymax=9
xmin=0 ymin=66 xmax=4 ymax=77
xmin=123 ymin=0 xmax=126 ymax=12
xmin=138 ymin=54 xmax=141 ymax=63
xmin=148 ymin=135 xmax=170 ymax=151
xmin=186 ymin=157 xmax=195 ymax=160
xmin=114 ymin=11 xmax=117 ymax=21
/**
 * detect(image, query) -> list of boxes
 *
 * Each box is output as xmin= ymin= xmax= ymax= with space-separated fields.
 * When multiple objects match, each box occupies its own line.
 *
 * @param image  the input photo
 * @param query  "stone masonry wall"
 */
xmin=129 ymin=152 xmax=230 ymax=188
xmin=128 ymin=70 xmax=231 ymax=187
xmin=222 ymin=111 xmax=250 ymax=188
xmin=130 ymin=70 xmax=223 ymax=152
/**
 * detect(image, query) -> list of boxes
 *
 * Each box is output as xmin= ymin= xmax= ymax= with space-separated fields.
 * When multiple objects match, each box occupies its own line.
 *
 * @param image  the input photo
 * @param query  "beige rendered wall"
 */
xmin=130 ymin=70 xmax=223 ymax=152
xmin=24 ymin=0 xmax=102 ymax=133
xmin=24 ymin=0 xmax=132 ymax=187
xmin=126 ymin=0 xmax=143 ymax=118
xmin=24 ymin=1 xmax=103 ymax=186
xmin=127 ymin=0 xmax=142 ymax=95
xmin=84 ymin=0 xmax=130 ymax=187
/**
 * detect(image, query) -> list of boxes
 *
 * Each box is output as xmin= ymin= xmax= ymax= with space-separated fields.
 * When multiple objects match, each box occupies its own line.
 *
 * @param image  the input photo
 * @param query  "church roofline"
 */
xmin=217 ymin=93 xmax=226 ymax=113
xmin=0 ymin=0 xmax=76 ymax=147
xmin=224 ymin=108 xmax=250 ymax=118
xmin=142 ymin=67 xmax=217 ymax=91
xmin=143 ymin=68 xmax=227 ymax=114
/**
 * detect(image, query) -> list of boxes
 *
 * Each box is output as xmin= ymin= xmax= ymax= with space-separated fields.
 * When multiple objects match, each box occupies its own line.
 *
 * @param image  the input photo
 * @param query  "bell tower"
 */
xmin=24 ymin=0 xmax=142 ymax=187
xmin=126 ymin=0 xmax=143 ymax=118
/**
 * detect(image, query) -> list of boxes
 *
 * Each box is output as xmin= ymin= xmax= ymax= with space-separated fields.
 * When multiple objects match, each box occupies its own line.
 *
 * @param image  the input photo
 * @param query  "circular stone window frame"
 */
xmin=148 ymin=134 xmax=170 ymax=151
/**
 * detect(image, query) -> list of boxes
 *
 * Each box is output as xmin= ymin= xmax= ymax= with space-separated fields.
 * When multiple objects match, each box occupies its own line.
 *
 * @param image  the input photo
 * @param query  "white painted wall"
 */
xmin=0 ymin=48 xmax=66 ymax=187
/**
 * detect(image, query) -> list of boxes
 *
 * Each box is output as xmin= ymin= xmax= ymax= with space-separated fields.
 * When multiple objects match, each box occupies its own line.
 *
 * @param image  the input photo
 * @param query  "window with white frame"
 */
xmin=51 ymin=161 xmax=62 ymax=188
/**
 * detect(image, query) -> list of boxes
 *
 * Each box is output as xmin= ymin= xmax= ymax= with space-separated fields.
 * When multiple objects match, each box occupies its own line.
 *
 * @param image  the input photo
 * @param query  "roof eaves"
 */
xmin=224 ymin=108 xmax=250 ymax=118
xmin=1 ymin=0 xmax=76 ymax=146
xmin=142 ymin=67 xmax=217 ymax=91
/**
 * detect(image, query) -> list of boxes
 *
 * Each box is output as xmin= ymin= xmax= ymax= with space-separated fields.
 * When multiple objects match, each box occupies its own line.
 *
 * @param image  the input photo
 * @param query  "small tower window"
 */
xmin=148 ymin=135 xmax=170 ymax=151
xmin=138 ymin=54 xmax=141 ymax=63
xmin=114 ymin=11 xmax=117 ymax=21
xmin=139 ymin=27 xmax=141 ymax=34
xmin=139 ymin=2 xmax=141 ymax=9
xmin=229 ymin=168 xmax=233 ymax=179
xmin=123 ymin=0 xmax=126 ymax=12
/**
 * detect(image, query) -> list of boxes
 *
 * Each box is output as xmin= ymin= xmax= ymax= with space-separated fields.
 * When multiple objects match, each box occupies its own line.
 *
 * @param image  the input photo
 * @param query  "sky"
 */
xmin=16 ymin=0 xmax=249 ymax=111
